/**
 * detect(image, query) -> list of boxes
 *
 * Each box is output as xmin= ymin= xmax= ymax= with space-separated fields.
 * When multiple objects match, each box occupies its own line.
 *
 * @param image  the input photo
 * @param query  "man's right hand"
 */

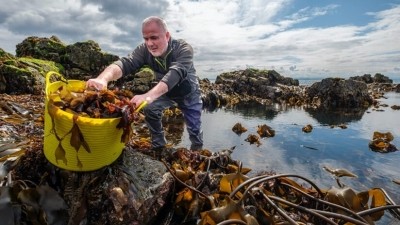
xmin=86 ymin=78 xmax=108 ymax=91
xmin=86 ymin=64 xmax=123 ymax=90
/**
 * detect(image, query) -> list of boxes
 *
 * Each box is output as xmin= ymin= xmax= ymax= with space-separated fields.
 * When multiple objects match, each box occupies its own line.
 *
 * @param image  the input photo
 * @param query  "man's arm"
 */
xmin=87 ymin=44 xmax=146 ymax=90
xmin=86 ymin=64 xmax=123 ymax=90
xmin=130 ymin=81 xmax=168 ymax=106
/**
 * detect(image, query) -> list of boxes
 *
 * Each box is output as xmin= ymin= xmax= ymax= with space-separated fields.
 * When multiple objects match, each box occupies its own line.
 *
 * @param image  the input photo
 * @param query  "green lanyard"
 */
xmin=154 ymin=49 xmax=172 ymax=71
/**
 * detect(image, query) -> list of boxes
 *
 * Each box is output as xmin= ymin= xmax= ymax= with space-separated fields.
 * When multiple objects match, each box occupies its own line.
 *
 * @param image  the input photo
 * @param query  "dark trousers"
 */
xmin=143 ymin=92 xmax=203 ymax=150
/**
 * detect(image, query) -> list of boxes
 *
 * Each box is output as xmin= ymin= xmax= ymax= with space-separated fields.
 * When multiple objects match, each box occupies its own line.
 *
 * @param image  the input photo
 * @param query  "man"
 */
xmin=86 ymin=16 xmax=203 ymax=152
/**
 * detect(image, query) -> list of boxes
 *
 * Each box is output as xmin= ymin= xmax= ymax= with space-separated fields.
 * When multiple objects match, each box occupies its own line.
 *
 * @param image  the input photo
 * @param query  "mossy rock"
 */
xmin=0 ymin=56 xmax=63 ymax=94
xmin=0 ymin=48 xmax=16 ymax=61
xmin=15 ymin=36 xmax=66 ymax=62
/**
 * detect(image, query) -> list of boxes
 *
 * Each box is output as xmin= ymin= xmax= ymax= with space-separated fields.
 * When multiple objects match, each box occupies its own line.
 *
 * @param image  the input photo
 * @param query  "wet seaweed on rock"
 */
xmin=257 ymin=124 xmax=275 ymax=137
xmin=368 ymin=131 xmax=398 ymax=153
xmin=2 ymin=91 xmax=400 ymax=224
xmin=232 ymin=123 xmax=247 ymax=135
xmin=156 ymin=147 xmax=400 ymax=225
xmin=244 ymin=134 xmax=261 ymax=146
xmin=302 ymin=124 xmax=313 ymax=133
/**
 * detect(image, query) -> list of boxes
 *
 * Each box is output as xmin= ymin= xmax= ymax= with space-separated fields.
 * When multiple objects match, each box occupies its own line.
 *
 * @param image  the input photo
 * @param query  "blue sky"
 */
xmin=0 ymin=0 xmax=399 ymax=80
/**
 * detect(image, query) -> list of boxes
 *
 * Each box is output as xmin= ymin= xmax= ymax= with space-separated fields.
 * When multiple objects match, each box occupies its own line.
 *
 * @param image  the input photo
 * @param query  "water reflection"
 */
xmin=177 ymin=92 xmax=400 ymax=215
xmin=163 ymin=116 xmax=185 ymax=146
xmin=304 ymin=107 xmax=367 ymax=125
xmin=229 ymin=102 xmax=280 ymax=120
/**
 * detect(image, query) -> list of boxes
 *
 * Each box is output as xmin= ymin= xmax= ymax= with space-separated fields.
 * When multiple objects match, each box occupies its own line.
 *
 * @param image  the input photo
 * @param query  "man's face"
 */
xmin=142 ymin=21 xmax=170 ymax=57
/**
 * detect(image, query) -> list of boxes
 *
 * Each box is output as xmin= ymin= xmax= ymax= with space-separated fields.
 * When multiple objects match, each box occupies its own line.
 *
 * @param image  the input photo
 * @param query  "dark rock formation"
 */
xmin=62 ymin=40 xmax=119 ymax=79
xmin=350 ymin=73 xmax=393 ymax=84
xmin=304 ymin=77 xmax=373 ymax=109
xmin=16 ymin=36 xmax=66 ymax=62
xmin=1 ymin=36 xmax=397 ymax=109
xmin=15 ymin=36 xmax=119 ymax=80
xmin=0 ymin=48 xmax=62 ymax=94
xmin=207 ymin=68 xmax=303 ymax=107
xmin=113 ymin=67 xmax=155 ymax=94
xmin=215 ymin=68 xmax=299 ymax=98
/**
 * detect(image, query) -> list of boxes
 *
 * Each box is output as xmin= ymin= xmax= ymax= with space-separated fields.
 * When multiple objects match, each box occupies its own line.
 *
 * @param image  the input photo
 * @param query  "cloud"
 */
xmin=0 ymin=0 xmax=399 ymax=79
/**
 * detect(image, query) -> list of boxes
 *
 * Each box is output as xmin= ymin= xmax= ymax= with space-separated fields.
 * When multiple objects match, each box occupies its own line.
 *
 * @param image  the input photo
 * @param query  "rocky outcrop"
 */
xmin=0 ymin=48 xmax=62 ymax=94
xmin=16 ymin=36 xmax=66 ymax=62
xmin=62 ymin=40 xmax=119 ymax=79
xmin=202 ymin=68 xmax=304 ymax=108
xmin=113 ymin=67 xmax=155 ymax=94
xmin=16 ymin=36 xmax=119 ymax=80
xmin=1 ymin=36 xmax=119 ymax=94
xmin=215 ymin=69 xmax=299 ymax=97
xmin=350 ymin=73 xmax=393 ymax=84
xmin=304 ymin=77 xmax=373 ymax=109
xmin=1 ymin=36 xmax=397 ymax=109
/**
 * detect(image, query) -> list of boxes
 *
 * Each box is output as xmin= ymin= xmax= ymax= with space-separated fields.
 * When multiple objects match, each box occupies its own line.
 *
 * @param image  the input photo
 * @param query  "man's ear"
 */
xmin=166 ymin=31 xmax=171 ymax=40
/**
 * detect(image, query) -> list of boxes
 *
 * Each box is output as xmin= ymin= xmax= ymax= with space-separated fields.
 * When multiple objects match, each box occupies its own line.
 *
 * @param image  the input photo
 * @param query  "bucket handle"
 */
xmin=135 ymin=101 xmax=147 ymax=113
xmin=45 ymin=71 xmax=68 ymax=95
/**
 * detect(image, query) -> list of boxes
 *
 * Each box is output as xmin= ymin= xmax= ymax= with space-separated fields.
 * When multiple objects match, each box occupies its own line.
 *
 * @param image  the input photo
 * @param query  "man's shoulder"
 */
xmin=171 ymin=38 xmax=192 ymax=52
xmin=171 ymin=38 xmax=190 ymax=46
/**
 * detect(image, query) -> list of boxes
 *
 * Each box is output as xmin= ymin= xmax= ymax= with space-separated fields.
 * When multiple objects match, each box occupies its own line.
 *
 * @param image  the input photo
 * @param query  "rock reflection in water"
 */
xmin=304 ymin=108 xmax=366 ymax=125
xmin=228 ymin=102 xmax=280 ymax=120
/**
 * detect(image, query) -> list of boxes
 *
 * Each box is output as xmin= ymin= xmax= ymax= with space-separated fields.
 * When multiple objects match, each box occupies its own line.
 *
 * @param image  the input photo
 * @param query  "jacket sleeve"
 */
xmin=113 ymin=44 xmax=146 ymax=76
xmin=161 ymin=40 xmax=194 ymax=91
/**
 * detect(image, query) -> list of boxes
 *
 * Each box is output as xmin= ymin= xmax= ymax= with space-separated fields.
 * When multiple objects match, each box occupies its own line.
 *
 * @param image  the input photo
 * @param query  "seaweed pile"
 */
xmin=1 ymin=93 xmax=400 ymax=225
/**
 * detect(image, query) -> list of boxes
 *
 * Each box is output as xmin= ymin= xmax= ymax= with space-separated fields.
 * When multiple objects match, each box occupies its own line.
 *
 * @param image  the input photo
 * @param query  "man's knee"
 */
xmin=143 ymin=104 xmax=162 ymax=120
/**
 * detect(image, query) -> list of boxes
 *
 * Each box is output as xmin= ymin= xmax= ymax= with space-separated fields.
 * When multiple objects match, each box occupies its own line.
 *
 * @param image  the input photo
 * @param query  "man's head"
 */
xmin=142 ymin=16 xmax=170 ymax=57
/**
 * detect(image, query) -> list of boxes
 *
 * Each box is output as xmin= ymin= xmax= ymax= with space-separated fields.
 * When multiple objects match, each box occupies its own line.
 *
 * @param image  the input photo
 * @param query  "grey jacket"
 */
xmin=113 ymin=38 xmax=200 ymax=98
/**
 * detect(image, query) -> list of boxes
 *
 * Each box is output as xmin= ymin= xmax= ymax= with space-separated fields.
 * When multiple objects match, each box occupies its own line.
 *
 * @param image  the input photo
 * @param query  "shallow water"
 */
xmin=177 ymin=91 xmax=400 ymax=223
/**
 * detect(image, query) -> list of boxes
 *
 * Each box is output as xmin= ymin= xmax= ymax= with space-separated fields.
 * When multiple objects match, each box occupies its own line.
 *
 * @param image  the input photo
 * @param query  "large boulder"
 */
xmin=16 ymin=36 xmax=66 ymax=63
xmin=1 ymin=36 xmax=120 ymax=94
xmin=15 ymin=36 xmax=119 ymax=80
xmin=214 ymin=68 xmax=300 ymax=103
xmin=62 ymin=40 xmax=119 ymax=79
xmin=0 ymin=48 xmax=62 ymax=94
xmin=304 ymin=77 xmax=373 ymax=109
xmin=350 ymin=73 xmax=393 ymax=84
xmin=113 ymin=67 xmax=155 ymax=94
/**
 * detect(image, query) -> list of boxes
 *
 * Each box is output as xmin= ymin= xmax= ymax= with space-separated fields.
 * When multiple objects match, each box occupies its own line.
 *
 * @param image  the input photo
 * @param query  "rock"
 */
xmin=114 ymin=67 xmax=155 ymax=94
xmin=213 ymin=68 xmax=300 ymax=103
xmin=395 ymin=84 xmax=400 ymax=93
xmin=0 ymin=48 xmax=62 ymax=94
xmin=12 ymin=145 xmax=173 ymax=225
xmin=305 ymin=77 xmax=373 ymax=109
xmin=15 ymin=36 xmax=119 ymax=80
xmin=63 ymin=40 xmax=119 ymax=79
xmin=350 ymin=74 xmax=374 ymax=83
xmin=2 ymin=35 xmax=396 ymax=109
xmin=16 ymin=36 xmax=66 ymax=62
xmin=373 ymin=73 xmax=393 ymax=83
xmin=105 ymin=149 xmax=174 ymax=224
xmin=350 ymin=73 xmax=393 ymax=84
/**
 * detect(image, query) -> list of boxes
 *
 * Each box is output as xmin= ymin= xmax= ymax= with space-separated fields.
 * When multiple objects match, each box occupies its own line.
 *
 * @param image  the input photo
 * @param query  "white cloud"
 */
xmin=0 ymin=0 xmax=399 ymax=80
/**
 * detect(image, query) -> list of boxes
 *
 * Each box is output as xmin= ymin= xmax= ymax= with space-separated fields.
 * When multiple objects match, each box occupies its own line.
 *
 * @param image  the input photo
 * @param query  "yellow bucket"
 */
xmin=43 ymin=71 xmax=125 ymax=171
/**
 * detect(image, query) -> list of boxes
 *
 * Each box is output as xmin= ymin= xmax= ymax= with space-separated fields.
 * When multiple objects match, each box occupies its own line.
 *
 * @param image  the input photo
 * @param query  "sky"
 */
xmin=1 ymin=0 xmax=400 ymax=80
